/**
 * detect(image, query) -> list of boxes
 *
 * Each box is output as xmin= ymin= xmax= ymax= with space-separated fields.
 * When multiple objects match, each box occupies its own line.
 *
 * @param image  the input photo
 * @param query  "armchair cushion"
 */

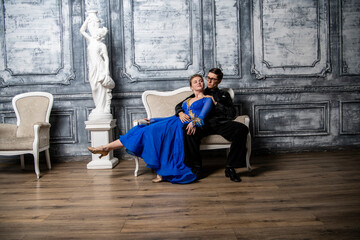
xmin=0 ymin=124 xmax=17 ymax=138
xmin=0 ymin=137 xmax=34 ymax=150
xmin=0 ymin=122 xmax=51 ymax=151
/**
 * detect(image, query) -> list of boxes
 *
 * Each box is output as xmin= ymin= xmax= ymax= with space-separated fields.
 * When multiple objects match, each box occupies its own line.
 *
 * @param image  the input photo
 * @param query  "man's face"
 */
xmin=206 ymin=72 xmax=221 ymax=89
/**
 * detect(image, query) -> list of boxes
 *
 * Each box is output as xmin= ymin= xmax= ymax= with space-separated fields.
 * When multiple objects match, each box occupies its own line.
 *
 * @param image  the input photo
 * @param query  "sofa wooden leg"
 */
xmin=134 ymin=157 xmax=139 ymax=176
xmin=20 ymin=155 xmax=25 ymax=169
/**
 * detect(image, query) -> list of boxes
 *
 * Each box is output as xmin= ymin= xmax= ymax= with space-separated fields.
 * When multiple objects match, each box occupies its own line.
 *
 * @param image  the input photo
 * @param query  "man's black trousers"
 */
xmin=182 ymin=120 xmax=249 ymax=168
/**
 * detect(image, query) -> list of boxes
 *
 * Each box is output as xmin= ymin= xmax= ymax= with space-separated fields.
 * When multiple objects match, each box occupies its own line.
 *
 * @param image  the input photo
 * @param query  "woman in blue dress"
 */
xmin=88 ymin=74 xmax=214 ymax=184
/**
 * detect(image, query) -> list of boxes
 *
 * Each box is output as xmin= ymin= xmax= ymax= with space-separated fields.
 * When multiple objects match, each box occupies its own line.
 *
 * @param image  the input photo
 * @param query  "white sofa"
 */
xmin=132 ymin=87 xmax=251 ymax=176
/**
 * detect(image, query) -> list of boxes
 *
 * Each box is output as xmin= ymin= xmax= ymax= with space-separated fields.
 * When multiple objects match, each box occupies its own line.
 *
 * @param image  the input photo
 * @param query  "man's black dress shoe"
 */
xmin=225 ymin=167 xmax=241 ymax=182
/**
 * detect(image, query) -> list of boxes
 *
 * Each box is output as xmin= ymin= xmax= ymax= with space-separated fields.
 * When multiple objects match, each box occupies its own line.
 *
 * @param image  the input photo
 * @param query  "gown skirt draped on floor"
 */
xmin=119 ymin=98 xmax=213 ymax=184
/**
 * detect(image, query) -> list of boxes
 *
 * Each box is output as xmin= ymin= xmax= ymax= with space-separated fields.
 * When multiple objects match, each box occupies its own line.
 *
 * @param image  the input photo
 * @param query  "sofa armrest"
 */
xmin=234 ymin=115 xmax=250 ymax=127
xmin=133 ymin=119 xmax=150 ymax=127
xmin=34 ymin=122 xmax=51 ymax=128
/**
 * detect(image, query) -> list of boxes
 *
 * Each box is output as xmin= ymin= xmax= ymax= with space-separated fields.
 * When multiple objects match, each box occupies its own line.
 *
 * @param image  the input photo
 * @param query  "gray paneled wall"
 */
xmin=0 ymin=0 xmax=359 ymax=158
xmin=252 ymin=0 xmax=330 ymax=78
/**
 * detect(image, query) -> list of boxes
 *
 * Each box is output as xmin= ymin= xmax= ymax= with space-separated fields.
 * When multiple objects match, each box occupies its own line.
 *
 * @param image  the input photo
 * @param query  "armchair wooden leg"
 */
xmin=33 ymin=151 xmax=40 ymax=179
xmin=20 ymin=155 xmax=25 ymax=169
xmin=45 ymin=149 xmax=51 ymax=169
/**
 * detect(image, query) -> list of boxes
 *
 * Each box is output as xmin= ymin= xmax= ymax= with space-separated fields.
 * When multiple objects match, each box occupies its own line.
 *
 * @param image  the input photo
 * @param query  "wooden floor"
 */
xmin=0 ymin=150 xmax=360 ymax=240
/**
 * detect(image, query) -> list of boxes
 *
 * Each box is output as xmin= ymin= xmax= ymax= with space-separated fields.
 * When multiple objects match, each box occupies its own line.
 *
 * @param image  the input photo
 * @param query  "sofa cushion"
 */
xmin=201 ymin=134 xmax=230 ymax=144
xmin=200 ymin=115 xmax=248 ymax=144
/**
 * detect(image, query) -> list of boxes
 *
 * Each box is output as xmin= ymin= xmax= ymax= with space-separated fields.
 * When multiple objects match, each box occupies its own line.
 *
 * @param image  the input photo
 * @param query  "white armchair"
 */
xmin=0 ymin=92 xmax=53 ymax=178
xmin=132 ymin=87 xmax=251 ymax=176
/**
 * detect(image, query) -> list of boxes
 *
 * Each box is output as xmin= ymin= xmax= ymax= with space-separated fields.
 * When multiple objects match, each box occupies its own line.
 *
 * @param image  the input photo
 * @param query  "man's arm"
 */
xmin=175 ymin=100 xmax=185 ymax=116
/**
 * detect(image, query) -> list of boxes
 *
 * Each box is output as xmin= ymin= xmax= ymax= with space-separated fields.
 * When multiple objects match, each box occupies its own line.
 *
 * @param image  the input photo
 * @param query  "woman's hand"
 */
xmin=205 ymin=95 xmax=217 ymax=105
xmin=178 ymin=112 xmax=190 ymax=123
xmin=186 ymin=122 xmax=196 ymax=135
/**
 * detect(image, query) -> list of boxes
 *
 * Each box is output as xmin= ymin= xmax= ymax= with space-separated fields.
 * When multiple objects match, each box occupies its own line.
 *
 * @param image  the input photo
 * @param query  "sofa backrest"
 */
xmin=142 ymin=87 xmax=234 ymax=118
xmin=143 ymin=87 xmax=192 ymax=118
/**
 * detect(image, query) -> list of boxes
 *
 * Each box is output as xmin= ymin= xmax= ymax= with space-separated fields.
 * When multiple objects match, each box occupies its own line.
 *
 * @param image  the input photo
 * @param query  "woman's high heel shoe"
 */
xmin=88 ymin=146 xmax=109 ymax=159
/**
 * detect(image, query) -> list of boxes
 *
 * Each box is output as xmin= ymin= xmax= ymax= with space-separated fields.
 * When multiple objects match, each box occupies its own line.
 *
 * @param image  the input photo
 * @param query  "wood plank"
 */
xmin=0 ymin=150 xmax=359 ymax=239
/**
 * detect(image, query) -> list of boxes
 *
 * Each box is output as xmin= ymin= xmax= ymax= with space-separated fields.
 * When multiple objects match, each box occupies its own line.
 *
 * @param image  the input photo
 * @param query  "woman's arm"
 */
xmin=192 ymin=98 xmax=213 ymax=127
xmin=175 ymin=95 xmax=193 ymax=123
xmin=185 ymin=98 xmax=213 ymax=135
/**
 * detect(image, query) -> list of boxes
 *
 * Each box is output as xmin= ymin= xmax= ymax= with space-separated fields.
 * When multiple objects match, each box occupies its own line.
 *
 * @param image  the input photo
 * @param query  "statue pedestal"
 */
xmin=85 ymin=119 xmax=119 ymax=169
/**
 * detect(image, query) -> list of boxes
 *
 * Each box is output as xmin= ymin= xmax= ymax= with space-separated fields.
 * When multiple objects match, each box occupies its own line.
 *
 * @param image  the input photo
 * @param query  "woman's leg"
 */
xmin=152 ymin=174 xmax=162 ymax=183
xmin=101 ymin=139 xmax=124 ymax=151
xmin=88 ymin=139 xmax=124 ymax=158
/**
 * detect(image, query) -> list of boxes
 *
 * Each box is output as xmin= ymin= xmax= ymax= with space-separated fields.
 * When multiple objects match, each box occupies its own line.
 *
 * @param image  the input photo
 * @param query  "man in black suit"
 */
xmin=175 ymin=68 xmax=249 ymax=182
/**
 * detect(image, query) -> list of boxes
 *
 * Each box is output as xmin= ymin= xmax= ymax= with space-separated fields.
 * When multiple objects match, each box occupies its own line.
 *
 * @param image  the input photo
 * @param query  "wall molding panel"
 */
xmin=121 ymin=0 xmax=203 ymax=81
xmin=340 ymin=101 xmax=360 ymax=135
xmin=235 ymin=85 xmax=360 ymax=95
xmin=0 ymin=110 xmax=16 ymax=125
xmin=85 ymin=107 xmax=93 ymax=143
xmin=213 ymin=0 xmax=242 ymax=78
xmin=251 ymin=0 xmax=330 ymax=79
xmin=0 ymin=0 xmax=75 ymax=86
xmin=339 ymin=0 xmax=360 ymax=75
xmin=124 ymin=106 xmax=146 ymax=132
xmin=49 ymin=109 xmax=78 ymax=144
xmin=253 ymin=102 xmax=330 ymax=137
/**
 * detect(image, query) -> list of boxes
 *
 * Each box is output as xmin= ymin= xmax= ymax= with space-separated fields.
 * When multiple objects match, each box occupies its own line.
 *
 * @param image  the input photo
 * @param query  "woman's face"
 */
xmin=190 ymin=76 xmax=204 ymax=92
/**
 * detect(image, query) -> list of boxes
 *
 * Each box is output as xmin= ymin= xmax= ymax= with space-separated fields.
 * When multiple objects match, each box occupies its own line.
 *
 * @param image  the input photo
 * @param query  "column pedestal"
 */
xmin=85 ymin=119 xmax=119 ymax=169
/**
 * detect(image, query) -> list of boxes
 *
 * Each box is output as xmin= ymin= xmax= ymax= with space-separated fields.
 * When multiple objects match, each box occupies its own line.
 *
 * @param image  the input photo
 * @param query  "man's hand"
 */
xmin=205 ymin=95 xmax=217 ymax=105
xmin=186 ymin=122 xmax=196 ymax=135
xmin=179 ymin=112 xmax=190 ymax=123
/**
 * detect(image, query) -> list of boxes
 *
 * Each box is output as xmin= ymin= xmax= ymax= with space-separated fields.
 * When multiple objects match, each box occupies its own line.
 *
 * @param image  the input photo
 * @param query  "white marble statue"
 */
xmin=80 ymin=11 xmax=115 ymax=120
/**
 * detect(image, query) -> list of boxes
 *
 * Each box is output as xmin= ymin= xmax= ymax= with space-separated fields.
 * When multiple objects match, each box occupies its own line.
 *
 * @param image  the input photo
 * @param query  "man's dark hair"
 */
xmin=209 ymin=68 xmax=223 ymax=81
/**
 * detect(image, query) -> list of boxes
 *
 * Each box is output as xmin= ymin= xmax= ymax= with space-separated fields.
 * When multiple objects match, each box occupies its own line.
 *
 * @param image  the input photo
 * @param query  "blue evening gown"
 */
xmin=119 ymin=97 xmax=213 ymax=184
